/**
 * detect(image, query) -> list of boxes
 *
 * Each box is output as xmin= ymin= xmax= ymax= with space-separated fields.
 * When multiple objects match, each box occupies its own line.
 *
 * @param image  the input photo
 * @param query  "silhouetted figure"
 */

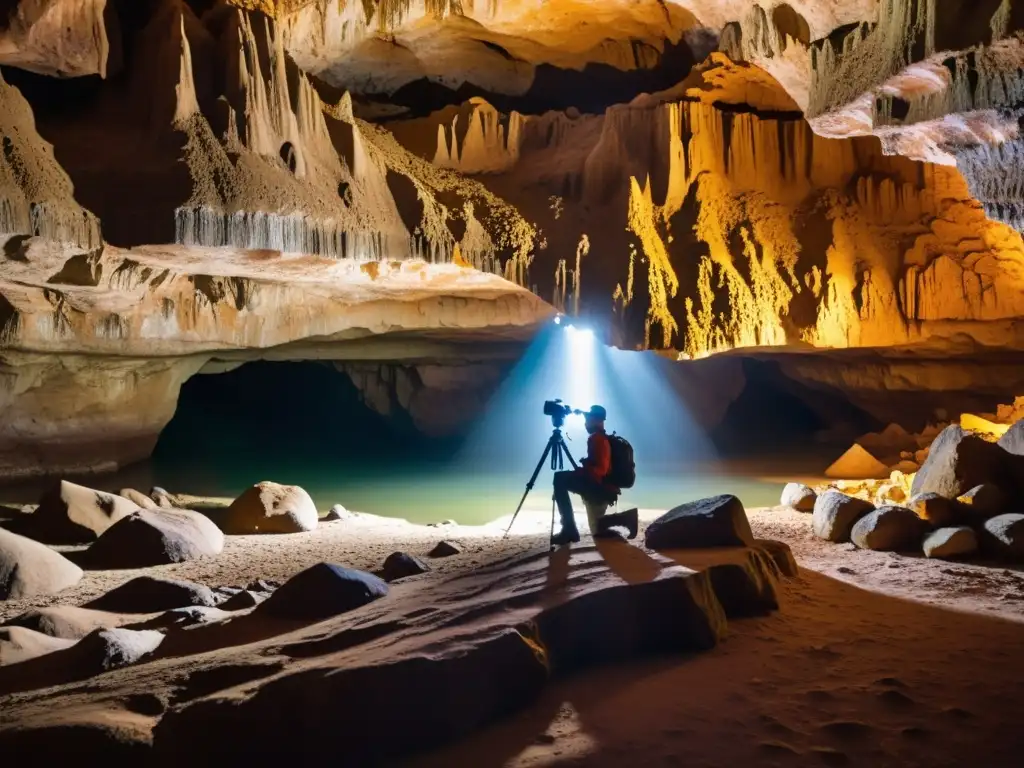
xmin=551 ymin=405 xmax=638 ymax=546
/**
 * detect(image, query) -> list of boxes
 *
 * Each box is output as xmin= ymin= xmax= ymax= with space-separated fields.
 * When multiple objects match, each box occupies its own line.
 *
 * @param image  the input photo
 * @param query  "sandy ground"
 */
xmin=4 ymin=505 xmax=1024 ymax=766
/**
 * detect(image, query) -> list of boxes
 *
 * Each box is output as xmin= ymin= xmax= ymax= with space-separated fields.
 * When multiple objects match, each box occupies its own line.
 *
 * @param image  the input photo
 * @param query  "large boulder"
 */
xmin=907 ymin=493 xmax=964 ymax=528
xmin=851 ymin=506 xmax=928 ymax=552
xmin=811 ymin=491 xmax=874 ymax=543
xmin=0 ymin=626 xmax=76 ymax=666
xmin=780 ymin=483 xmax=816 ymax=512
xmin=910 ymin=426 xmax=1007 ymax=499
xmin=956 ymin=484 xmax=1008 ymax=520
xmin=380 ymin=552 xmax=430 ymax=582
xmin=85 ymin=576 xmax=218 ymax=613
xmin=84 ymin=509 xmax=224 ymax=569
xmin=644 ymin=495 xmax=754 ymax=549
xmin=0 ymin=529 xmax=83 ymax=599
xmin=923 ymin=527 xmax=979 ymax=559
xmin=223 ymin=482 xmax=318 ymax=534
xmin=2 ymin=605 xmax=132 ymax=639
xmin=258 ymin=563 xmax=388 ymax=621
xmin=997 ymin=419 xmax=1024 ymax=456
xmin=25 ymin=480 xmax=140 ymax=543
xmin=982 ymin=514 xmax=1024 ymax=559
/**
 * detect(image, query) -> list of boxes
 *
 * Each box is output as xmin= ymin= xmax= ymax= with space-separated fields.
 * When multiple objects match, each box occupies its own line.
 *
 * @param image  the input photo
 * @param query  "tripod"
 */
xmin=504 ymin=427 xmax=579 ymax=543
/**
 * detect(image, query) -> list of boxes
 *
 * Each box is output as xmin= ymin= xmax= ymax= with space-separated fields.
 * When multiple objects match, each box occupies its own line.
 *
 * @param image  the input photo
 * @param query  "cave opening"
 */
xmin=151 ymin=361 xmax=465 ymax=510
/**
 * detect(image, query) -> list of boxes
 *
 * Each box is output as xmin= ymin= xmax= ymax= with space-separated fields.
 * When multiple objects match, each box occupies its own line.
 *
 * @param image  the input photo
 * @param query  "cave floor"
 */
xmin=3 ymin=507 xmax=1024 ymax=766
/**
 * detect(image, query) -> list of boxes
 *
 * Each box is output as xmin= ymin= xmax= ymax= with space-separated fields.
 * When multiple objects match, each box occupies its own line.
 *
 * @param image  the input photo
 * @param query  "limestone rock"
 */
xmin=851 ymin=507 xmax=928 ymax=552
xmin=0 ymin=528 xmax=83 ymax=599
xmin=911 ymin=426 xmax=1007 ymax=499
xmin=219 ymin=590 xmax=269 ymax=611
xmin=812 ymin=491 xmax=874 ymax=543
xmin=224 ymin=482 xmax=318 ymax=535
xmin=85 ymin=576 xmax=218 ymax=613
xmin=428 ymin=540 xmax=463 ymax=558
xmin=982 ymin=515 xmax=1024 ymax=559
xmin=71 ymin=628 xmax=164 ymax=672
xmin=755 ymin=539 xmax=799 ymax=577
xmin=27 ymin=480 xmax=140 ymax=543
xmin=780 ymin=483 xmax=816 ymax=512
xmin=923 ymin=527 xmax=979 ymax=560
xmin=644 ymin=495 xmax=754 ymax=550
xmin=998 ymin=420 xmax=1024 ymax=456
xmin=907 ymin=493 xmax=964 ymax=528
xmin=2 ymin=605 xmax=131 ymax=640
xmin=150 ymin=487 xmax=178 ymax=507
xmin=825 ymin=444 xmax=889 ymax=479
xmin=322 ymin=504 xmax=350 ymax=522
xmin=380 ymin=552 xmax=430 ymax=582
xmin=956 ymin=485 xmax=1008 ymax=520
xmin=258 ymin=563 xmax=389 ymax=621
xmin=119 ymin=489 xmax=157 ymax=510
xmin=0 ymin=626 xmax=76 ymax=666
xmin=84 ymin=509 xmax=224 ymax=568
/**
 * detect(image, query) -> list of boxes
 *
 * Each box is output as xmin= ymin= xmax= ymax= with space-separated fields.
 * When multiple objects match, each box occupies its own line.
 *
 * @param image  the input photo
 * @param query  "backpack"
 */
xmin=606 ymin=433 xmax=636 ymax=488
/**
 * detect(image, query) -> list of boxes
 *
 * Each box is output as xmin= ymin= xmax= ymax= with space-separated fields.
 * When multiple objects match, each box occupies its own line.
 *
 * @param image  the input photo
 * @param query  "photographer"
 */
xmin=551 ymin=405 xmax=638 ymax=546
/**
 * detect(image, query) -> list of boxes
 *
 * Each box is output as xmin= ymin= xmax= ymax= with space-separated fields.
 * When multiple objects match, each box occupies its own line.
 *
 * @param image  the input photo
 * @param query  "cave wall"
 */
xmin=3 ymin=0 xmax=1024 ymax=480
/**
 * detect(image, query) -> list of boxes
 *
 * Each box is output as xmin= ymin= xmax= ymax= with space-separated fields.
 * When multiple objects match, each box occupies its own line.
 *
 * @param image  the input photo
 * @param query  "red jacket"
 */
xmin=581 ymin=431 xmax=612 ymax=485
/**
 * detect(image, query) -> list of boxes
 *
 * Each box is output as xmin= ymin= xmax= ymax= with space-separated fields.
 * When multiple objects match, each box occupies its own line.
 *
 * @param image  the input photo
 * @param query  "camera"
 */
xmin=543 ymin=399 xmax=578 ymax=428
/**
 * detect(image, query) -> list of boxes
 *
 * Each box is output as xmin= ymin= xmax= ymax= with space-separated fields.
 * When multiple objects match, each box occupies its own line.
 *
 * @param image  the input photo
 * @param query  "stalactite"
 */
xmin=0 ymin=67 xmax=100 ymax=249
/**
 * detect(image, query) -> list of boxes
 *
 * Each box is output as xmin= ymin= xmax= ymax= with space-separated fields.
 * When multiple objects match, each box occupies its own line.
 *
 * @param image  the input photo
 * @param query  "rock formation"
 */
xmin=1 ymin=0 xmax=1024 ymax=476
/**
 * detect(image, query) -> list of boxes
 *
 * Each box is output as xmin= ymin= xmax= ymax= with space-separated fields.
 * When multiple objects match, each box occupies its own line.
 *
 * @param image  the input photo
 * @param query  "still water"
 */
xmin=0 ymin=454 xmax=823 ymax=526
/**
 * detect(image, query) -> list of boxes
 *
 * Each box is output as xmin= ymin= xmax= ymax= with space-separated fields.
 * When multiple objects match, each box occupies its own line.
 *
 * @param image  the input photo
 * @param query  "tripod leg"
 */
xmin=550 ymin=495 xmax=557 ymax=550
xmin=504 ymin=439 xmax=554 ymax=538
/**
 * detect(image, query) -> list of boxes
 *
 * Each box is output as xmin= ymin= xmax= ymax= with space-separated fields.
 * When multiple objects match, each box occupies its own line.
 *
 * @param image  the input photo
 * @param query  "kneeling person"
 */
xmin=552 ymin=405 xmax=638 ymax=546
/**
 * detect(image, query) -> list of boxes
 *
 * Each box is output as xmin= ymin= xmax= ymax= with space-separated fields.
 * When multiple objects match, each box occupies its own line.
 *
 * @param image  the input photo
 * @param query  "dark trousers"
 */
xmin=553 ymin=471 xmax=608 ymax=534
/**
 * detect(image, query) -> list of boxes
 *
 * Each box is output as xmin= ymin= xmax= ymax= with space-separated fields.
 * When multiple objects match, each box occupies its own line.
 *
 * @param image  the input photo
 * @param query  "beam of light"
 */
xmin=454 ymin=321 xmax=723 ymax=520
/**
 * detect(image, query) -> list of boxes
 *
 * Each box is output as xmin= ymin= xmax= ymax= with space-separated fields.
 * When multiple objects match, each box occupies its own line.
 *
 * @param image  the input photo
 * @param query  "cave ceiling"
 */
xmin=2 ymin=0 xmax=1024 ymax=359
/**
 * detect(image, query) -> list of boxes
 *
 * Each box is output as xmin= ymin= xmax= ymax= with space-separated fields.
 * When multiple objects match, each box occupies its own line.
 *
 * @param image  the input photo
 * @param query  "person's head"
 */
xmin=583 ymin=405 xmax=607 ymax=434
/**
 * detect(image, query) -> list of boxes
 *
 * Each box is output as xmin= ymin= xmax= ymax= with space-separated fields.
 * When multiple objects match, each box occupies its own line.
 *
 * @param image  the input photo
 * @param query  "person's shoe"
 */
xmin=550 ymin=528 xmax=581 ymax=547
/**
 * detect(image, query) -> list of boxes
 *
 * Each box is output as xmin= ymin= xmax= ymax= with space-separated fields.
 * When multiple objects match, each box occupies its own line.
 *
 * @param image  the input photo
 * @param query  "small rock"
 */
xmin=982 ymin=514 xmax=1024 ymax=559
xmin=0 ymin=626 xmax=76 ymax=666
xmin=956 ymin=484 xmax=1007 ymax=520
xmin=85 ymin=576 xmax=218 ymax=613
xmin=875 ymin=483 xmax=906 ymax=504
xmin=126 ymin=606 xmax=231 ymax=630
xmin=84 ymin=509 xmax=224 ymax=568
xmin=0 ymin=528 xmax=83 ymax=599
xmin=73 ymin=627 xmax=164 ymax=671
xmin=644 ymin=495 xmax=754 ymax=549
xmin=428 ymin=540 xmax=463 ymax=558
xmin=892 ymin=460 xmax=919 ymax=475
xmin=380 ymin=552 xmax=430 ymax=582
xmin=26 ymin=480 xmax=140 ymax=543
xmin=258 ymin=563 xmax=388 ymax=620
xmin=223 ymin=481 xmax=318 ymax=534
xmin=851 ymin=506 xmax=927 ymax=552
xmin=246 ymin=578 xmax=281 ymax=593
xmin=923 ymin=527 xmax=979 ymax=559
xmin=780 ymin=483 xmax=816 ymax=512
xmin=836 ymin=566 xmax=855 ymax=575
xmin=427 ymin=519 xmax=458 ymax=528
xmin=219 ymin=590 xmax=267 ymax=611
xmin=2 ymin=605 xmax=131 ymax=639
xmin=812 ymin=491 xmax=874 ymax=543
xmin=119 ymin=489 xmax=157 ymax=510
xmin=322 ymin=504 xmax=350 ymax=522
xmin=907 ymin=493 xmax=963 ymax=527
xmin=150 ymin=487 xmax=177 ymax=507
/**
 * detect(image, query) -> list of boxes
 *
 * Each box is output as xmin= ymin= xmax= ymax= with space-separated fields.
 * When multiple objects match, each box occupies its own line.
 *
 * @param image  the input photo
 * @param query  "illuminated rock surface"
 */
xmin=0 ymin=538 xmax=791 ymax=761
